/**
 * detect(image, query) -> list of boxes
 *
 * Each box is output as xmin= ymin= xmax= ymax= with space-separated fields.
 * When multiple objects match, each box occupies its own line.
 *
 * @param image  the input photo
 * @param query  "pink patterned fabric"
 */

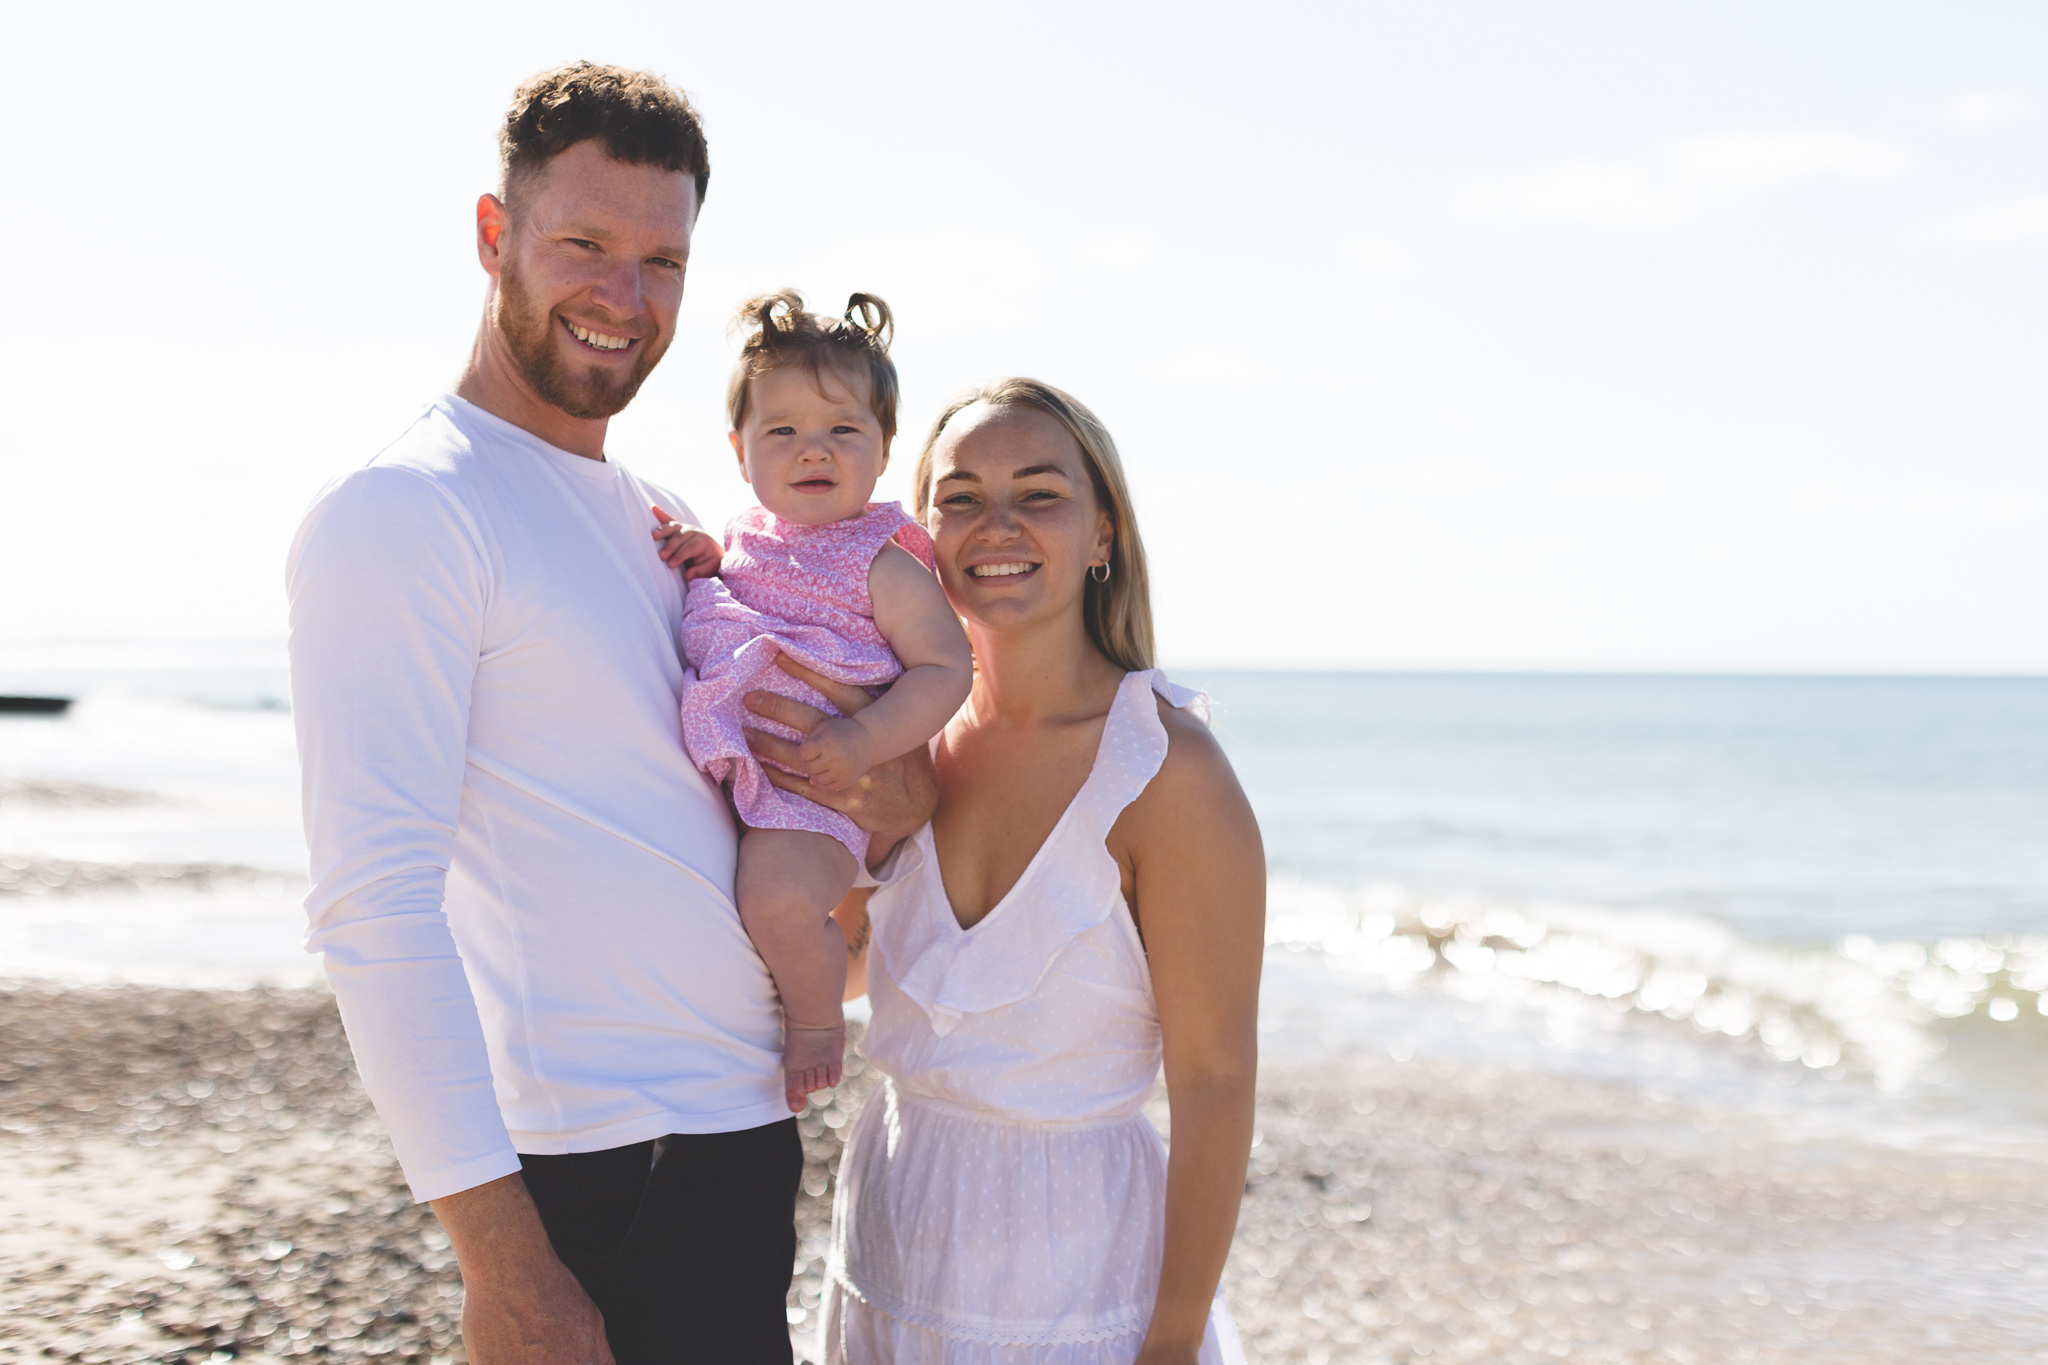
xmin=679 ymin=502 xmax=937 ymax=863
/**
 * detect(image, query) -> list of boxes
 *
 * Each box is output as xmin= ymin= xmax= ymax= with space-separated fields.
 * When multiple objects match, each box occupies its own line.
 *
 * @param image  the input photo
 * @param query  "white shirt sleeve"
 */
xmin=287 ymin=466 xmax=521 ymax=1202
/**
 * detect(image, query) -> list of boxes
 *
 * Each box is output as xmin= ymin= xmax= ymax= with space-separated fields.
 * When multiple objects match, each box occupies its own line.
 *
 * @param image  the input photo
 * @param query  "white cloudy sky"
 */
xmin=2 ymin=1 xmax=2043 ymax=672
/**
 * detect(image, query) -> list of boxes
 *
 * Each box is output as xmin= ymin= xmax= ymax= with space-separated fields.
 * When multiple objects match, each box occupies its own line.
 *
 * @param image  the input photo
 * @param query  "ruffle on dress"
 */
xmin=873 ymin=671 xmax=1208 ymax=1037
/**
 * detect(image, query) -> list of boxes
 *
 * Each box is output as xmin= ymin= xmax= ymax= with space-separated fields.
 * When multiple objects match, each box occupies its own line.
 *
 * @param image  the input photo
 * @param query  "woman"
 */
xmin=752 ymin=379 xmax=1264 ymax=1364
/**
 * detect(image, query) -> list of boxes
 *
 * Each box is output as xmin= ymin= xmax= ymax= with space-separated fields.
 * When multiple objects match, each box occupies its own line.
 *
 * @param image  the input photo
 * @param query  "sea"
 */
xmin=3 ymin=649 xmax=2045 ymax=1162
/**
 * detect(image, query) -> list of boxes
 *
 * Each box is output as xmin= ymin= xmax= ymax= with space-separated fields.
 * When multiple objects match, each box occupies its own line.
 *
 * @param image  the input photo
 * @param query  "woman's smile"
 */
xmin=966 ymin=561 xmax=1040 ymax=579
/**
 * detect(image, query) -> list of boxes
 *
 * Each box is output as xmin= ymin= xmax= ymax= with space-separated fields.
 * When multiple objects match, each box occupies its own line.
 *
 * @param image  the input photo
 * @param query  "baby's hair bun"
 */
xmin=731 ymin=289 xmax=892 ymax=356
xmin=843 ymin=293 xmax=893 ymax=350
xmin=725 ymin=287 xmax=902 ymax=439
xmin=734 ymin=288 xmax=805 ymax=344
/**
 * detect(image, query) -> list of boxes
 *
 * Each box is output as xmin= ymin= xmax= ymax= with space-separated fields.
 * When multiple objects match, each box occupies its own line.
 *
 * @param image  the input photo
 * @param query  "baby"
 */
xmin=655 ymin=291 xmax=972 ymax=1112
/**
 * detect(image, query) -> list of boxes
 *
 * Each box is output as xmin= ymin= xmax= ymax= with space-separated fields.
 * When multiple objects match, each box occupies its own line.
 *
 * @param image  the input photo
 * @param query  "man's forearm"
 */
xmin=433 ymin=1173 xmax=614 ymax=1364
xmin=432 ymin=1172 xmax=555 ymax=1281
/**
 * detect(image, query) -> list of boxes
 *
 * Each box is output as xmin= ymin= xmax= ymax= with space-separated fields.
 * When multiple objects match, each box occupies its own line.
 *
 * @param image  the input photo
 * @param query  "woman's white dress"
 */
xmin=821 ymin=670 xmax=1247 ymax=1365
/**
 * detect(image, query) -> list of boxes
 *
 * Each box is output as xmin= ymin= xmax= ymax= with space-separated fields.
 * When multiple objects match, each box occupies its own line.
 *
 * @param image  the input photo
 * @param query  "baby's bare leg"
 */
xmin=735 ymin=828 xmax=858 ymax=1113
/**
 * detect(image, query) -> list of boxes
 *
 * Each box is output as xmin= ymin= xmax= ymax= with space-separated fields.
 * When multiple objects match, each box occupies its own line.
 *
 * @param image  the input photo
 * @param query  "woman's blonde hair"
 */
xmin=913 ymin=378 xmax=1155 ymax=672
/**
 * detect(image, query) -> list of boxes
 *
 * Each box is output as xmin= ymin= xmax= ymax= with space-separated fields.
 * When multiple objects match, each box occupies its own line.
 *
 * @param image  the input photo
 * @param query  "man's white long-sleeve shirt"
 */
xmin=288 ymin=395 xmax=785 ymax=1202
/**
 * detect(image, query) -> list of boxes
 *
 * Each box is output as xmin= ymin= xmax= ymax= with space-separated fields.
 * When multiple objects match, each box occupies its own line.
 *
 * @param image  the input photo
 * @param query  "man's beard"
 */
xmin=495 ymin=257 xmax=662 ymax=421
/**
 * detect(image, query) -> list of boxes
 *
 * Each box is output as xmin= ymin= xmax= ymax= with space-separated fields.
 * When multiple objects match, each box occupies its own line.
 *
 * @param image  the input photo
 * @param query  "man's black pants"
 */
xmin=520 ymin=1119 xmax=802 ymax=1364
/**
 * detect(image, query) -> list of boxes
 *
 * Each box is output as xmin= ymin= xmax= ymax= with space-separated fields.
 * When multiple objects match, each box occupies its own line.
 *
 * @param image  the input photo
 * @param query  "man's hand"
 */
xmin=743 ymin=654 xmax=939 ymax=868
xmin=432 ymin=1174 xmax=613 ymax=1365
xmin=650 ymin=503 xmax=721 ymax=580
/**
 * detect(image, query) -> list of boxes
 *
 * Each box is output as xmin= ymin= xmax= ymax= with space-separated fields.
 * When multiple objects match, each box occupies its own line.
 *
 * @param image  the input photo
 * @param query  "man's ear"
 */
xmin=476 ymin=194 xmax=508 ymax=277
xmin=729 ymin=430 xmax=749 ymax=481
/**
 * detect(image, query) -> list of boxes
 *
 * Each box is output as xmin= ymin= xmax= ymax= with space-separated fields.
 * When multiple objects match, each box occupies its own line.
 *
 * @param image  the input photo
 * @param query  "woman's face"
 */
xmin=924 ymin=402 xmax=1114 ymax=639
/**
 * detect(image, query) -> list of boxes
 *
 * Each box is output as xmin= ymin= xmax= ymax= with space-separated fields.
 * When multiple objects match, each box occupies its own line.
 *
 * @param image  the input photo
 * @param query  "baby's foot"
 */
xmin=783 ymin=1022 xmax=846 ymax=1113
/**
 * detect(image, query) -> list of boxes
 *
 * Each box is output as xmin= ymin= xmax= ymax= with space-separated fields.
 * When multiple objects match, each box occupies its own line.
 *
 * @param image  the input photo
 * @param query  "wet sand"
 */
xmin=3 ymin=983 xmax=2045 ymax=1363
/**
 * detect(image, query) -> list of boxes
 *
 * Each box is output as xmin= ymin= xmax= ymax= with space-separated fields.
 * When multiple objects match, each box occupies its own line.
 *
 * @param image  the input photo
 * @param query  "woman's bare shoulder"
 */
xmin=1124 ymin=694 xmax=1255 ymax=840
xmin=1156 ymin=694 xmax=1233 ymax=774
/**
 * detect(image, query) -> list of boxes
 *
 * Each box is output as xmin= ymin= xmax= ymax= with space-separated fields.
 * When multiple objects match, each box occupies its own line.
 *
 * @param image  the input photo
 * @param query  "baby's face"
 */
xmin=730 ymin=363 xmax=888 ymax=526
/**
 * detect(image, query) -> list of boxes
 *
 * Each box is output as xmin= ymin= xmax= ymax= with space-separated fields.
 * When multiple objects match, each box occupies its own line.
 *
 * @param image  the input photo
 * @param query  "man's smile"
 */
xmin=563 ymin=318 xmax=637 ymax=352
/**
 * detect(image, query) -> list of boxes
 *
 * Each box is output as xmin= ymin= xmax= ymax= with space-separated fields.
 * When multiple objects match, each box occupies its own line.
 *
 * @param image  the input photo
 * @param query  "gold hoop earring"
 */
xmin=1089 ymin=562 xmax=1111 ymax=583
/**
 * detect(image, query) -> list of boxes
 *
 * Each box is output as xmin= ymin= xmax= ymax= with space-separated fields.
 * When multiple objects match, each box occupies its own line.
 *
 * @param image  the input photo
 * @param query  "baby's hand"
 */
xmin=651 ymin=504 xmax=721 ymax=580
xmin=797 ymin=716 xmax=876 ymax=792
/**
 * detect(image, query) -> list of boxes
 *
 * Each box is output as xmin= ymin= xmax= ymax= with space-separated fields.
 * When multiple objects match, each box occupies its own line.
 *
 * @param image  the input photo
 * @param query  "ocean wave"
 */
xmin=1266 ymin=879 xmax=2048 ymax=1092
xmin=0 ymin=859 xmax=288 ymax=899
xmin=0 ymin=778 xmax=163 ymax=813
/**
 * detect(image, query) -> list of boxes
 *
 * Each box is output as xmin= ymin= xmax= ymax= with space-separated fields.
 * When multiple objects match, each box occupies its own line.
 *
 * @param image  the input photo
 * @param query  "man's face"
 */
xmin=488 ymin=139 xmax=698 ymax=420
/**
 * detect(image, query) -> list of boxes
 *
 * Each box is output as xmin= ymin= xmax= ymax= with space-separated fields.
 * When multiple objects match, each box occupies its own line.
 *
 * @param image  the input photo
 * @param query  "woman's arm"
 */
xmin=832 ymin=887 xmax=874 ymax=1001
xmin=1118 ymin=706 xmax=1265 ymax=1365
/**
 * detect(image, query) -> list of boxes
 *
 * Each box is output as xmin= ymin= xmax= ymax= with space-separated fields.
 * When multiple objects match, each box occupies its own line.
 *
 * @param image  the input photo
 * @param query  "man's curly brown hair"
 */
xmin=499 ymin=61 xmax=710 ymax=208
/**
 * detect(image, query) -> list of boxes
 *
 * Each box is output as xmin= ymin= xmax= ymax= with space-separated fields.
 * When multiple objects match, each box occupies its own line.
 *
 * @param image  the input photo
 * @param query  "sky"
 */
xmin=2 ymin=0 xmax=2043 ymax=672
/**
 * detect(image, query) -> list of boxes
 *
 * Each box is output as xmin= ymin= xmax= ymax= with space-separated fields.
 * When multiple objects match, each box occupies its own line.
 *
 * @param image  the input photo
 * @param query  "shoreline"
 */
xmin=3 ymin=983 xmax=2045 ymax=1363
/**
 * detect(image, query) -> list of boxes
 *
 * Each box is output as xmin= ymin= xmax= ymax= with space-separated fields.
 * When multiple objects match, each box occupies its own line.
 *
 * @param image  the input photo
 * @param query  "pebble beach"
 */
xmin=5 ymin=982 xmax=2044 ymax=1364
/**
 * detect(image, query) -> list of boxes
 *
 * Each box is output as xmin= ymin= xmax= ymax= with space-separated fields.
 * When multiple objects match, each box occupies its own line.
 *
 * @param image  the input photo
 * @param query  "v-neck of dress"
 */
xmin=927 ymin=675 xmax=1132 ymax=936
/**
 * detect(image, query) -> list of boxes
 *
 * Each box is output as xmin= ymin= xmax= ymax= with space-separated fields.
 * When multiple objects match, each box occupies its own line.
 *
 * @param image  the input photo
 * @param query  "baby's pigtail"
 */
xmin=844 ymin=293 xmax=893 ymax=352
xmin=734 ymin=289 xmax=807 ymax=354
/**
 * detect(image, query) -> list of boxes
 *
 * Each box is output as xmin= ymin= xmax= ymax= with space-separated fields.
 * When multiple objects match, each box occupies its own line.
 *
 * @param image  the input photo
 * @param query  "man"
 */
xmin=287 ymin=63 xmax=932 ymax=1364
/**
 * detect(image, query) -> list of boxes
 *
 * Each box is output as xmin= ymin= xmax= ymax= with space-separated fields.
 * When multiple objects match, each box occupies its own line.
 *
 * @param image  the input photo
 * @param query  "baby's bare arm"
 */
xmin=856 ymin=542 xmax=974 ymax=763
